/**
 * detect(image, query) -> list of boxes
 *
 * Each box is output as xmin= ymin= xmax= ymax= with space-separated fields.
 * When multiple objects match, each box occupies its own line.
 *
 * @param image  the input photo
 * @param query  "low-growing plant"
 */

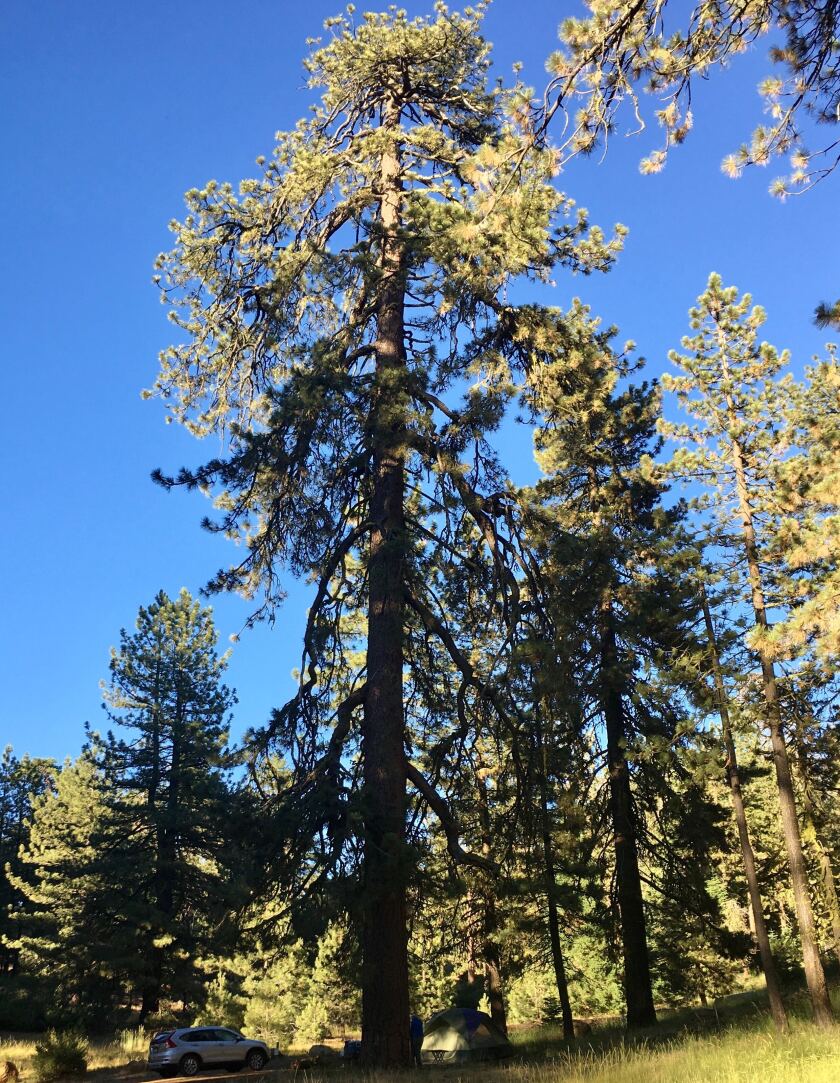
xmin=31 ymin=1031 xmax=88 ymax=1083
xmin=116 ymin=1029 xmax=148 ymax=1061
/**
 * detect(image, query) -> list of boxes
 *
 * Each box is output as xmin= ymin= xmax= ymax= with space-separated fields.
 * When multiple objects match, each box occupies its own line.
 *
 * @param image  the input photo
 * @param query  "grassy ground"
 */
xmin=2 ymin=988 xmax=839 ymax=1083
xmin=0 ymin=1029 xmax=150 ymax=1079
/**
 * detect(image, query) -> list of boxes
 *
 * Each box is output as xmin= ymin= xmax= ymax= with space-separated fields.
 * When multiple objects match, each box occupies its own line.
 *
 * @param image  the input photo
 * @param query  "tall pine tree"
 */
xmin=95 ymin=588 xmax=238 ymax=1020
xmin=151 ymin=6 xmax=621 ymax=1063
xmin=524 ymin=307 xmax=698 ymax=1028
xmin=663 ymin=273 xmax=834 ymax=1026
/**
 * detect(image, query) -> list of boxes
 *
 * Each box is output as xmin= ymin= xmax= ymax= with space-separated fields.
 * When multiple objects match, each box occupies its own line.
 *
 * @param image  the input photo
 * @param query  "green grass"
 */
xmin=2 ymin=989 xmax=839 ymax=1083
xmin=288 ymin=986 xmax=840 ymax=1083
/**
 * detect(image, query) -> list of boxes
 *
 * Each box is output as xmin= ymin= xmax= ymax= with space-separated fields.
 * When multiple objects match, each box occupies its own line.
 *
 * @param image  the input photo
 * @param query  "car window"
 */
xmin=185 ymin=1030 xmax=214 ymax=1043
xmin=213 ymin=1030 xmax=239 ymax=1043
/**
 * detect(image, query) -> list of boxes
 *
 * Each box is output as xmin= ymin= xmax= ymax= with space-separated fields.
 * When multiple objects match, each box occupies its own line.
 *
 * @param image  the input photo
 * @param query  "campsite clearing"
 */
xmin=2 ymin=988 xmax=839 ymax=1083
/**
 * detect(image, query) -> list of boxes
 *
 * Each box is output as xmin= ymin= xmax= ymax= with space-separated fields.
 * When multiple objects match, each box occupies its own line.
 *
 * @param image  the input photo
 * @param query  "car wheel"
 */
xmin=179 ymin=1054 xmax=202 ymax=1077
xmin=246 ymin=1050 xmax=267 ymax=1071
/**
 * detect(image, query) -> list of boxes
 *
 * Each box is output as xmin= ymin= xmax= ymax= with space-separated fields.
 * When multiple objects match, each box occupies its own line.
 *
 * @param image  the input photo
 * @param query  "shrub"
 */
xmin=195 ymin=967 xmax=246 ymax=1031
xmin=32 ymin=1031 xmax=88 ymax=1083
xmin=295 ymin=998 xmax=330 ymax=1046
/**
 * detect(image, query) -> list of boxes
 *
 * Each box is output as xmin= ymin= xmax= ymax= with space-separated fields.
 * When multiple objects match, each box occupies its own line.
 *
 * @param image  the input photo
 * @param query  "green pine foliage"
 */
xmin=195 ymin=965 xmax=247 ymax=1032
xmin=10 ymin=757 xmax=124 ymax=1023
xmin=242 ymin=940 xmax=314 ymax=1048
xmin=4 ymin=12 xmax=839 ymax=1059
xmin=149 ymin=6 xmax=624 ymax=1061
xmin=814 ymin=300 xmax=840 ymax=330
xmin=522 ymin=305 xmax=721 ymax=1024
xmin=769 ymin=356 xmax=840 ymax=667
xmin=10 ymin=590 xmax=244 ymax=1025
xmin=93 ymin=588 xmax=240 ymax=1018
xmin=546 ymin=0 xmax=840 ymax=196
xmin=663 ymin=273 xmax=835 ymax=1026
xmin=0 ymin=746 xmax=54 ymax=1026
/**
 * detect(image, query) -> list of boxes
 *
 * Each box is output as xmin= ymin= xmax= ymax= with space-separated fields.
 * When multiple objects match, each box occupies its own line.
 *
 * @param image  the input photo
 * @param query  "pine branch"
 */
xmin=404 ymin=758 xmax=496 ymax=873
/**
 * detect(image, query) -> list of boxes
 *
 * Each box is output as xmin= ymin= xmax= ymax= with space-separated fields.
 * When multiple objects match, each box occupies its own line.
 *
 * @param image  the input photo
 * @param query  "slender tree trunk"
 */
xmin=700 ymin=586 xmax=788 ymax=1032
xmin=360 ymin=91 xmax=411 ymax=1068
xmin=139 ymin=658 xmax=168 ymax=1024
xmin=477 ymin=774 xmax=508 ymax=1034
xmin=793 ymin=735 xmax=840 ymax=970
xmin=725 ymin=411 xmax=834 ymax=1027
xmin=142 ymin=692 xmax=182 ymax=1024
xmin=466 ymin=898 xmax=478 ymax=987
xmin=483 ymin=932 xmax=507 ymax=1034
xmin=598 ymin=593 xmax=657 ymax=1029
xmin=534 ymin=716 xmax=575 ymax=1039
xmin=818 ymin=849 xmax=840 ymax=970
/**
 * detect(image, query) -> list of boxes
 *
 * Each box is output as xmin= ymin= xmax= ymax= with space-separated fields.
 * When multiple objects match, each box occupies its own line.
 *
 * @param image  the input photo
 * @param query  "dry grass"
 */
xmin=292 ymin=1028 xmax=839 ymax=1082
xmin=3 ymin=991 xmax=839 ymax=1083
xmin=0 ymin=1032 xmax=149 ymax=1080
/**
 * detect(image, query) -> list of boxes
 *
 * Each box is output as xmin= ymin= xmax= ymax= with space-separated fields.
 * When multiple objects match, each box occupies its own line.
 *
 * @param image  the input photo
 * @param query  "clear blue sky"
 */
xmin=2 ymin=1 xmax=835 ymax=761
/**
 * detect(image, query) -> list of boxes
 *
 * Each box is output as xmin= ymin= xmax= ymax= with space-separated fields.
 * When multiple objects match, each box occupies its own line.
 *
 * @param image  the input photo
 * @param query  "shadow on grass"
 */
xmin=509 ymin=978 xmax=838 ymax=1065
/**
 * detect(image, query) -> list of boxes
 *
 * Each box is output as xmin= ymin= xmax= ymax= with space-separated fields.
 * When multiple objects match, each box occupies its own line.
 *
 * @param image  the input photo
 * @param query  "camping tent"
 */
xmin=420 ymin=1008 xmax=514 ymax=1065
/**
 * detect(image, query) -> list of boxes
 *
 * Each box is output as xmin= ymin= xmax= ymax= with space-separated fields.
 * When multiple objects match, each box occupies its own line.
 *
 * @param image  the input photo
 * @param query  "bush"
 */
xmin=195 ymin=967 xmax=246 ymax=1031
xmin=295 ymin=998 xmax=330 ymax=1045
xmin=32 ymin=1031 xmax=88 ymax=1083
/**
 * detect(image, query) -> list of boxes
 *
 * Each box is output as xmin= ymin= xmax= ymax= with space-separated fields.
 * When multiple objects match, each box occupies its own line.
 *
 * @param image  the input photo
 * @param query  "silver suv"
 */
xmin=148 ymin=1027 xmax=270 ymax=1077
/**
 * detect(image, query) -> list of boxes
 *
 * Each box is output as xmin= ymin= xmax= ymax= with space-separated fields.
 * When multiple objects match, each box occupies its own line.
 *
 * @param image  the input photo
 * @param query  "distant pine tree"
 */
xmin=663 ymin=273 xmax=834 ymax=1026
xmin=10 ymin=756 xmax=126 ymax=1022
xmin=0 ymin=748 xmax=55 ymax=1025
xmin=0 ymin=748 xmax=54 ymax=977
xmin=524 ymin=307 xmax=700 ymax=1029
xmin=94 ymin=588 xmax=239 ymax=1021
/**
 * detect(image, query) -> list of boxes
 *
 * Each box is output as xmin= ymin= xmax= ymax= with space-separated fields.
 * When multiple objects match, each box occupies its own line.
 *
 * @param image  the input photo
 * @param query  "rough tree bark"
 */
xmin=477 ymin=773 xmax=508 ymax=1034
xmin=534 ymin=713 xmax=575 ymax=1039
xmin=598 ymin=592 xmax=657 ymax=1029
xmin=700 ymin=585 xmax=788 ymax=1032
xmin=793 ymin=731 xmax=840 ymax=971
xmin=359 ymin=90 xmax=412 ymax=1067
xmin=722 ymin=372 xmax=834 ymax=1027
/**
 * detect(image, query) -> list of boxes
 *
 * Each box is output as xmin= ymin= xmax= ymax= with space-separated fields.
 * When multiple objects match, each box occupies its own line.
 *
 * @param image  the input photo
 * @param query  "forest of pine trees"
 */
xmin=2 ymin=5 xmax=838 ymax=1074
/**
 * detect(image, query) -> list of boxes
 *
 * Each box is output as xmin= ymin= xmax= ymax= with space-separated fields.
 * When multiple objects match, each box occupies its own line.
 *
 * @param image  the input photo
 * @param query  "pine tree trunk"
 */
xmin=818 ymin=849 xmax=840 ymax=970
xmin=534 ymin=716 xmax=575 ymax=1040
xmin=543 ymin=838 xmax=575 ymax=1039
xmin=483 ymin=937 xmax=507 ymax=1034
xmin=141 ymin=701 xmax=181 ymax=1025
xmin=725 ymin=417 xmax=834 ymax=1027
xmin=467 ymin=902 xmax=478 ymax=987
xmin=764 ymin=701 xmax=832 ymax=1025
xmin=139 ymin=664 xmax=167 ymax=1024
xmin=477 ymin=775 xmax=508 ymax=1034
xmin=700 ymin=586 xmax=788 ymax=1032
xmin=793 ymin=739 xmax=840 ymax=970
xmin=359 ymin=92 xmax=411 ymax=1069
xmin=598 ymin=594 xmax=657 ymax=1030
